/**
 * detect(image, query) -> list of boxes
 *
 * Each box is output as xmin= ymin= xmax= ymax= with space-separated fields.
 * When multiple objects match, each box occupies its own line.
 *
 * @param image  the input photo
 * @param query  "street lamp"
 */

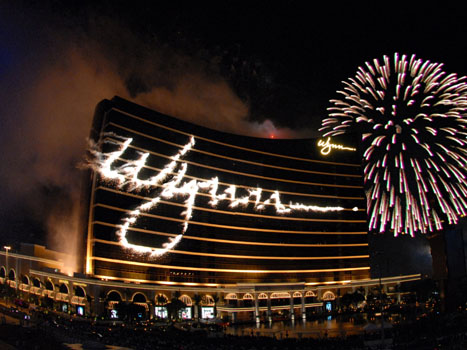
xmin=3 ymin=246 xmax=11 ymax=306
xmin=3 ymin=246 xmax=11 ymax=283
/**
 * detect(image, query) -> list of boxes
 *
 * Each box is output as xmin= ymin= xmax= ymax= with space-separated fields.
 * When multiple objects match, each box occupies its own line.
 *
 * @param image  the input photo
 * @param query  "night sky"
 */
xmin=1 ymin=1 xmax=464 ymax=276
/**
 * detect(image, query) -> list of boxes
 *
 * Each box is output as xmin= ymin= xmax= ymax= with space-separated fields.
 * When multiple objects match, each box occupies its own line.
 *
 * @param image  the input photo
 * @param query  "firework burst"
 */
xmin=320 ymin=53 xmax=467 ymax=236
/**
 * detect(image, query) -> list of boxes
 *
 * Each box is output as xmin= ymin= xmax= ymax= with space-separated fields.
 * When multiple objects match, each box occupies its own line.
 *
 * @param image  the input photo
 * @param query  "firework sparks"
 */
xmin=89 ymin=134 xmax=350 ymax=257
xmin=320 ymin=53 xmax=467 ymax=236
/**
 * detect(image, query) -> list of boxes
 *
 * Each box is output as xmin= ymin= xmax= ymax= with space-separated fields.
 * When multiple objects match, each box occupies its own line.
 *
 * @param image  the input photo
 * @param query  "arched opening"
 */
xmin=155 ymin=293 xmax=168 ymax=305
xmin=107 ymin=290 xmax=122 ymax=302
xmin=106 ymin=290 xmax=122 ymax=316
xmin=243 ymin=293 xmax=253 ymax=307
xmin=75 ymin=286 xmax=85 ymax=298
xmin=178 ymin=295 xmax=192 ymax=320
xmin=179 ymin=294 xmax=192 ymax=306
xmin=293 ymin=291 xmax=302 ymax=305
xmin=21 ymin=275 xmax=30 ymax=285
xmin=201 ymin=295 xmax=214 ymax=306
xmin=0 ymin=266 xmax=5 ymax=278
xmin=225 ymin=293 xmax=237 ymax=307
xmin=305 ymin=290 xmax=317 ymax=303
xmin=155 ymin=294 xmax=169 ymax=319
xmin=132 ymin=292 xmax=147 ymax=303
xmin=322 ymin=291 xmax=336 ymax=301
xmin=258 ymin=293 xmax=268 ymax=307
xmin=270 ymin=292 xmax=290 ymax=306
xmin=45 ymin=280 xmax=54 ymax=291
xmin=33 ymin=278 xmax=41 ymax=288
xmin=8 ymin=269 xmax=15 ymax=280
xmin=59 ymin=284 xmax=69 ymax=294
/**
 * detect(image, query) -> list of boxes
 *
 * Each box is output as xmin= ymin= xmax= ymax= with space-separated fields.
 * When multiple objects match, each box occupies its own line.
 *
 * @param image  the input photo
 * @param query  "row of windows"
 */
xmin=87 ymin=98 xmax=369 ymax=284
xmin=92 ymin=236 xmax=368 ymax=259
xmin=94 ymin=186 xmax=366 ymax=220
xmin=93 ymin=259 xmax=370 ymax=284
xmin=92 ymin=204 xmax=367 ymax=234
xmin=92 ymin=222 xmax=368 ymax=247
xmin=103 ymin=123 xmax=362 ymax=188
xmin=106 ymin=106 xmax=362 ymax=170
xmin=91 ymin=243 xmax=369 ymax=271
xmin=100 ymin=127 xmax=364 ymax=197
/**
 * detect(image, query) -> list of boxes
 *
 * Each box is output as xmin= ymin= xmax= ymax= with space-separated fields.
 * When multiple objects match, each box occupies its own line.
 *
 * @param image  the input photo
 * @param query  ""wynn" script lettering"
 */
xmin=317 ymin=137 xmax=356 ymax=155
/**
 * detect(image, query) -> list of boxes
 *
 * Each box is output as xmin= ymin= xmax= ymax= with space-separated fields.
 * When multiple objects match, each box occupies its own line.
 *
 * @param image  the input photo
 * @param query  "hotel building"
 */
xmin=0 ymin=97 xmax=420 ymax=321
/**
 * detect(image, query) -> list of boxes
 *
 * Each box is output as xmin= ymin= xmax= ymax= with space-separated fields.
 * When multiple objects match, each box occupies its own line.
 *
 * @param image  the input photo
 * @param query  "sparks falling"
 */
xmin=320 ymin=53 xmax=467 ymax=236
xmin=89 ymin=134 xmax=350 ymax=257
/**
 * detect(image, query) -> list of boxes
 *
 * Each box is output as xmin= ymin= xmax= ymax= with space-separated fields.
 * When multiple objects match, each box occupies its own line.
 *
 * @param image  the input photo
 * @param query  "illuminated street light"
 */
xmin=3 ymin=246 xmax=11 ymax=283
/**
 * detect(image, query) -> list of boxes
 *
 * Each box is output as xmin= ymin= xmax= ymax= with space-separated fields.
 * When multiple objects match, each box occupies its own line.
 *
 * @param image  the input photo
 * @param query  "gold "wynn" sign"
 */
xmin=317 ymin=137 xmax=356 ymax=156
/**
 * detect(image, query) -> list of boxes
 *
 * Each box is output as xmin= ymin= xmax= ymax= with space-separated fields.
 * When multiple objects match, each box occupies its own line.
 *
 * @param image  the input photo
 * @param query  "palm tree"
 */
xmin=193 ymin=294 xmax=202 ymax=321
xmin=156 ymin=294 xmax=167 ymax=305
xmin=212 ymin=295 xmax=220 ymax=318
xmin=87 ymin=294 xmax=94 ymax=317
xmin=166 ymin=291 xmax=185 ymax=320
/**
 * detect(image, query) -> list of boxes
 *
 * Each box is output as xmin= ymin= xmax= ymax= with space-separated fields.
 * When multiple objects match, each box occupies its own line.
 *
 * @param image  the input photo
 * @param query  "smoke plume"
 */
xmin=0 ymin=3 xmax=307 ymax=273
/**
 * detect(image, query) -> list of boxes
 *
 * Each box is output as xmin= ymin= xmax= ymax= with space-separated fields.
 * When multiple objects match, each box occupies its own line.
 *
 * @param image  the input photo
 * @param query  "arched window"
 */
xmin=59 ymin=284 xmax=69 ymax=294
xmin=305 ymin=291 xmax=316 ymax=297
xmin=0 ymin=267 xmax=5 ymax=278
xmin=258 ymin=293 xmax=268 ymax=299
xmin=322 ymin=291 xmax=336 ymax=301
xmin=201 ymin=295 xmax=214 ymax=306
xmin=8 ymin=269 xmax=15 ymax=280
xmin=21 ymin=275 xmax=30 ymax=285
xmin=225 ymin=293 xmax=238 ymax=300
xmin=156 ymin=293 xmax=168 ymax=305
xmin=33 ymin=278 xmax=41 ymax=288
xmin=107 ymin=290 xmax=122 ymax=302
xmin=75 ymin=286 xmax=85 ymax=297
xmin=132 ymin=293 xmax=147 ymax=303
xmin=243 ymin=293 xmax=254 ymax=300
xmin=270 ymin=292 xmax=290 ymax=299
xmin=293 ymin=291 xmax=302 ymax=298
xmin=179 ymin=294 xmax=192 ymax=306
xmin=45 ymin=280 xmax=54 ymax=291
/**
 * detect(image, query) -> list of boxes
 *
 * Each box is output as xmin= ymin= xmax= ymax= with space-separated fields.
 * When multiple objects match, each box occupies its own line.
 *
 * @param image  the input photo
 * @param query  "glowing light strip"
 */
xmin=93 ymin=239 xmax=369 ymax=260
xmin=92 ymin=256 xmax=370 ymax=274
xmin=107 ymin=122 xmax=361 ymax=178
xmin=97 ymin=187 xmax=363 ymax=221
xmin=93 ymin=222 xmax=368 ymax=245
xmin=111 ymin=107 xmax=361 ymax=167
xmin=95 ymin=203 xmax=366 ymax=225
xmin=93 ymin=274 xmax=220 ymax=287
xmin=32 ymin=270 xmax=416 ymax=289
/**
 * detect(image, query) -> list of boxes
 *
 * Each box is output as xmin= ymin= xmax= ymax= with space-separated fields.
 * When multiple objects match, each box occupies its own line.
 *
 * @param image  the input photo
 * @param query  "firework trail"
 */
xmin=89 ymin=134 xmax=350 ymax=257
xmin=320 ymin=53 xmax=467 ymax=236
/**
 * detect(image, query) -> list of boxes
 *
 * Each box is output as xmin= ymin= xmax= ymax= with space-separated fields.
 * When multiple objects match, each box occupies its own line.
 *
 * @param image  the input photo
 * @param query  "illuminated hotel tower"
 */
xmin=84 ymin=96 xmax=369 ymax=287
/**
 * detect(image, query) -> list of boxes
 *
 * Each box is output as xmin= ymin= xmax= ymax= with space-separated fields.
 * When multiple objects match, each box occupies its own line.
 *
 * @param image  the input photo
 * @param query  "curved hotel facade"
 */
xmin=85 ymin=97 xmax=369 ymax=286
xmin=1 ymin=97 xmax=420 ymax=322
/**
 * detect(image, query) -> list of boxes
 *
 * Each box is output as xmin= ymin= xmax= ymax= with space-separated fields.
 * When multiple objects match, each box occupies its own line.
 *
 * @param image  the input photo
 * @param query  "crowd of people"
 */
xmin=1 ymin=302 xmax=467 ymax=349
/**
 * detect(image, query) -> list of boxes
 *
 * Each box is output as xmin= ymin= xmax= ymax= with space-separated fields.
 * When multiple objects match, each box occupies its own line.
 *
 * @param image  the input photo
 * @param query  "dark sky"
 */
xmin=1 ymin=1 xmax=463 ymax=276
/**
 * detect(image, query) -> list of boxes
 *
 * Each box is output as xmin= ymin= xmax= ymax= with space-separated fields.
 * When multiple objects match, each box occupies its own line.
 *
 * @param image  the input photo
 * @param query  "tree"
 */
xmin=166 ymin=291 xmax=186 ymax=320
xmin=156 ymin=294 xmax=167 ymax=306
xmin=193 ymin=294 xmax=202 ymax=321
xmin=340 ymin=293 xmax=353 ymax=311
xmin=87 ymin=294 xmax=94 ymax=317
xmin=351 ymin=291 xmax=365 ymax=309
xmin=212 ymin=295 xmax=219 ymax=318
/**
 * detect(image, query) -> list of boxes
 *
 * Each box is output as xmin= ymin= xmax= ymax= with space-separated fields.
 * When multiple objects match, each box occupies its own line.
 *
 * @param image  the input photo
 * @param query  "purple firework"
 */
xmin=320 ymin=53 xmax=467 ymax=236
